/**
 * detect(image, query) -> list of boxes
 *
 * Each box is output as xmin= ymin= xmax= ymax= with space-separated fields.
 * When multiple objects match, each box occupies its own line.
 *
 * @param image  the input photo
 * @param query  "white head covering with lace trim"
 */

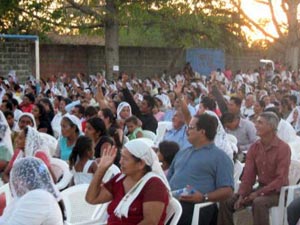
xmin=0 ymin=111 xmax=13 ymax=156
xmin=114 ymin=138 xmax=170 ymax=218
xmin=10 ymin=157 xmax=61 ymax=201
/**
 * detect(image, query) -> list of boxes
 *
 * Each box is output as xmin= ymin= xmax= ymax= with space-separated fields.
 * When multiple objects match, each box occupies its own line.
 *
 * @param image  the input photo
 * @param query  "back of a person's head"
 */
xmin=85 ymin=106 xmax=97 ymax=118
xmin=69 ymin=136 xmax=93 ymax=168
xmin=221 ymin=112 xmax=239 ymax=125
xmin=264 ymin=107 xmax=282 ymax=119
xmin=201 ymin=96 xmax=216 ymax=111
xmin=230 ymin=96 xmax=242 ymax=106
xmin=158 ymin=141 xmax=179 ymax=166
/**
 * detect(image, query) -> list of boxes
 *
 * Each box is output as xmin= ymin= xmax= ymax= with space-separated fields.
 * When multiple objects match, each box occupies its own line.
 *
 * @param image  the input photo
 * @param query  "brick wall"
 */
xmin=0 ymin=39 xmax=268 ymax=81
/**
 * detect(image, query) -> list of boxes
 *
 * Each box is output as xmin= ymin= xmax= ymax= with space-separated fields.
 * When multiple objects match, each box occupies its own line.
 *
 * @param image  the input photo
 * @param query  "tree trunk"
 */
xmin=285 ymin=0 xmax=300 ymax=72
xmin=105 ymin=1 xmax=119 ymax=80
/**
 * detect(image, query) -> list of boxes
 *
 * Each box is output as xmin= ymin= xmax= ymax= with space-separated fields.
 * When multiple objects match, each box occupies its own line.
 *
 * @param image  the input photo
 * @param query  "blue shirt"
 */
xmin=59 ymin=136 xmax=75 ymax=161
xmin=167 ymin=143 xmax=234 ymax=194
xmin=163 ymin=109 xmax=176 ymax=122
xmin=163 ymin=125 xmax=192 ymax=150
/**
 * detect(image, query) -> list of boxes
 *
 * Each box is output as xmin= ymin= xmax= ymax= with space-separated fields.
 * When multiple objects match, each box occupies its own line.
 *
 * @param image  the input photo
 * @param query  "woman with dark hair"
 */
xmin=157 ymin=141 xmax=179 ymax=175
xmin=86 ymin=139 xmax=170 ymax=225
xmin=55 ymin=114 xmax=82 ymax=161
xmin=39 ymin=98 xmax=55 ymax=122
xmin=85 ymin=117 xmax=114 ymax=159
xmin=31 ymin=103 xmax=54 ymax=136
xmin=98 ymin=108 xmax=123 ymax=148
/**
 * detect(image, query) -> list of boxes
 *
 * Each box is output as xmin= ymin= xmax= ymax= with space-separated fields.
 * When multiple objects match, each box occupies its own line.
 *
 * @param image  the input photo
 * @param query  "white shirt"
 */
xmin=0 ymin=189 xmax=63 ymax=225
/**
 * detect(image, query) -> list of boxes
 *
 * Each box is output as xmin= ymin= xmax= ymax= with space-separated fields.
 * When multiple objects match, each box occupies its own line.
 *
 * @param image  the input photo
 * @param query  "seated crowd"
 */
xmin=0 ymin=64 xmax=300 ymax=225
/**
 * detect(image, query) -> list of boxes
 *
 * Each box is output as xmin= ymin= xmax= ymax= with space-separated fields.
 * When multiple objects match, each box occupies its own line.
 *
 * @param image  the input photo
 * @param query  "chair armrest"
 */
xmin=64 ymin=219 xmax=107 ymax=225
xmin=191 ymin=202 xmax=214 ymax=225
xmin=56 ymin=170 xmax=73 ymax=190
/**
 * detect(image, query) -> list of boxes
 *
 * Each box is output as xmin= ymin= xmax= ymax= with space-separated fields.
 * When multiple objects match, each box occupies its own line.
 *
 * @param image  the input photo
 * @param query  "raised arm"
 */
xmin=95 ymin=76 xmax=110 ymax=109
xmin=121 ymin=74 xmax=141 ymax=117
xmin=174 ymin=81 xmax=192 ymax=125
xmin=85 ymin=146 xmax=116 ymax=204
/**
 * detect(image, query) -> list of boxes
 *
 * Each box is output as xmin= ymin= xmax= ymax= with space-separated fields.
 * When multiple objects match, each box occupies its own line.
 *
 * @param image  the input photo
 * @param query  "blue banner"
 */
xmin=186 ymin=48 xmax=225 ymax=76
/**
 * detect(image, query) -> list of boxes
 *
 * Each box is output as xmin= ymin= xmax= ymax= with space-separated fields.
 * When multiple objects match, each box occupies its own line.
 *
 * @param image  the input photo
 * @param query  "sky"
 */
xmin=242 ymin=0 xmax=287 ymax=41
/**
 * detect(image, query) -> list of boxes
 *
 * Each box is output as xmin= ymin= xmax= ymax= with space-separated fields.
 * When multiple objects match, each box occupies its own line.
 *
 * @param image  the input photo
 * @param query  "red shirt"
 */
xmin=8 ymin=149 xmax=51 ymax=171
xmin=238 ymin=136 xmax=291 ymax=197
xmin=104 ymin=173 xmax=169 ymax=225
xmin=20 ymin=103 xmax=34 ymax=113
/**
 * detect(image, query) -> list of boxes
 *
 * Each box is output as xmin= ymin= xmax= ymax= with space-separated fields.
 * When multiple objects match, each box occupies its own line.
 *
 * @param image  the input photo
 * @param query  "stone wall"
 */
xmin=0 ymin=39 xmax=267 ymax=81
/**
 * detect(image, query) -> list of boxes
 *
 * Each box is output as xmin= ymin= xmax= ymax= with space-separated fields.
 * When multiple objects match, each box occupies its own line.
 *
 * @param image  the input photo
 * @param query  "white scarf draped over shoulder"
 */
xmin=114 ymin=138 xmax=170 ymax=218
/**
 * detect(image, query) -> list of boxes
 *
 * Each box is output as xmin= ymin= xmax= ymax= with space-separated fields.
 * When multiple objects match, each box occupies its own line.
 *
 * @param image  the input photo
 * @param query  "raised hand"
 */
xmin=174 ymin=80 xmax=183 ymax=97
xmin=98 ymin=145 xmax=117 ymax=170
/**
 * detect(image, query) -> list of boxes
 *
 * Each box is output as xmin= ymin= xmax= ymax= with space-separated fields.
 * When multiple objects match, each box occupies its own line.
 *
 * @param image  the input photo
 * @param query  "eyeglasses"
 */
xmin=187 ymin=125 xmax=197 ymax=130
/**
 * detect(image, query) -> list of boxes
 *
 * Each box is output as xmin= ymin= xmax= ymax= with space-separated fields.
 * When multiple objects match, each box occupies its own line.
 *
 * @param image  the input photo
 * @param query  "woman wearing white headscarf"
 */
xmin=2 ymin=126 xmax=53 ymax=183
xmin=0 ymin=157 xmax=63 ymax=225
xmin=0 ymin=111 xmax=14 ymax=171
xmin=16 ymin=112 xmax=37 ymax=131
xmin=116 ymin=102 xmax=132 ymax=133
xmin=86 ymin=138 xmax=170 ymax=225
xmin=55 ymin=114 xmax=82 ymax=161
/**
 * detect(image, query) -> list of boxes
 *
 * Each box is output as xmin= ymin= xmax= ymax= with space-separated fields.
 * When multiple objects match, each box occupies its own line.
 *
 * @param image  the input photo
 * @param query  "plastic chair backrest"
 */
xmin=61 ymin=184 xmax=100 ymax=223
xmin=39 ymin=132 xmax=58 ymax=157
xmin=0 ymin=183 xmax=12 ymax=206
xmin=234 ymin=160 xmax=244 ymax=192
xmin=142 ymin=130 xmax=157 ymax=141
xmin=164 ymin=197 xmax=182 ymax=225
xmin=289 ymin=160 xmax=300 ymax=185
xmin=155 ymin=121 xmax=173 ymax=144
xmin=50 ymin=158 xmax=73 ymax=190
xmin=102 ymin=164 xmax=120 ymax=183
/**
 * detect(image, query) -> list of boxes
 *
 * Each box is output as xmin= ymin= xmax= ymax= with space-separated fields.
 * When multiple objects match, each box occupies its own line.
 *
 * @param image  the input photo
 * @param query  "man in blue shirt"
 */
xmin=163 ymin=110 xmax=192 ymax=150
xmin=168 ymin=114 xmax=234 ymax=225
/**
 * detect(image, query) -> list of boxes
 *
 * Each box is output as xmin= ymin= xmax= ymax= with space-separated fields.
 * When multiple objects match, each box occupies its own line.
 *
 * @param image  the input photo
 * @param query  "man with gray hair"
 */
xmin=218 ymin=111 xmax=291 ymax=225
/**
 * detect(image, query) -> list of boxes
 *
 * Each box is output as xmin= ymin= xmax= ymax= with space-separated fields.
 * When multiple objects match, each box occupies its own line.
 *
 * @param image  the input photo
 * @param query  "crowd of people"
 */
xmin=0 ymin=62 xmax=300 ymax=225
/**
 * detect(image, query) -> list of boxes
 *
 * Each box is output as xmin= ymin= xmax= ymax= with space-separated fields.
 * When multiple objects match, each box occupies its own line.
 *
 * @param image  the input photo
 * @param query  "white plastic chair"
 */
xmin=164 ymin=197 xmax=182 ymax=225
xmin=142 ymin=130 xmax=157 ymax=141
xmin=61 ymin=184 xmax=107 ymax=225
xmin=191 ymin=160 xmax=244 ymax=225
xmin=102 ymin=164 xmax=120 ymax=183
xmin=50 ymin=158 xmax=73 ymax=190
xmin=0 ymin=183 xmax=12 ymax=207
xmin=155 ymin=121 xmax=173 ymax=145
xmin=40 ymin=132 xmax=58 ymax=157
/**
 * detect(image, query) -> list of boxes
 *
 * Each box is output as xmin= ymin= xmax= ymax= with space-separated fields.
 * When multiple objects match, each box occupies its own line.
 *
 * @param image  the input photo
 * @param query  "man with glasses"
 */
xmin=167 ymin=114 xmax=234 ymax=225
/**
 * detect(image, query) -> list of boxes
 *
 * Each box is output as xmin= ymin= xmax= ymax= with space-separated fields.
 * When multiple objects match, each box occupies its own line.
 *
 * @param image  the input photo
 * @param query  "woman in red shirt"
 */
xmin=86 ymin=138 xmax=170 ymax=225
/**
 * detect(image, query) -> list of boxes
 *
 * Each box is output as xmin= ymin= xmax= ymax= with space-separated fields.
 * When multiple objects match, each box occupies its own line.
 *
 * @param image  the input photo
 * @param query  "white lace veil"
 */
xmin=0 ymin=111 xmax=13 ymax=156
xmin=9 ymin=157 xmax=61 ymax=201
xmin=116 ymin=102 xmax=132 ymax=120
xmin=204 ymin=110 xmax=236 ymax=159
xmin=23 ymin=126 xmax=50 ymax=157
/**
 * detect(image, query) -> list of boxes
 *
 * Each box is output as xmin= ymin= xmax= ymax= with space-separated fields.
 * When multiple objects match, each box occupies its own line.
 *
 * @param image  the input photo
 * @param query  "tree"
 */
xmin=229 ymin=0 xmax=300 ymax=71
xmin=0 ymin=0 xmax=246 ymax=78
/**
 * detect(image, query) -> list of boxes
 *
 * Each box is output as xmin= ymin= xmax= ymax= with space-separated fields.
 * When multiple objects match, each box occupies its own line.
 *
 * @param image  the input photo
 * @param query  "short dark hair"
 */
xmin=74 ymin=105 xmax=85 ymax=115
xmin=194 ymin=114 xmax=218 ymax=141
xmin=2 ymin=100 xmax=13 ymax=111
xmin=4 ymin=110 xmax=14 ymax=118
xmin=230 ymin=96 xmax=242 ymax=106
xmin=201 ymin=96 xmax=216 ymax=111
xmin=143 ymin=95 xmax=155 ymax=110
xmin=125 ymin=115 xmax=139 ymax=125
xmin=221 ymin=112 xmax=239 ymax=125
xmin=85 ymin=106 xmax=98 ymax=118
xmin=289 ymin=95 xmax=297 ymax=105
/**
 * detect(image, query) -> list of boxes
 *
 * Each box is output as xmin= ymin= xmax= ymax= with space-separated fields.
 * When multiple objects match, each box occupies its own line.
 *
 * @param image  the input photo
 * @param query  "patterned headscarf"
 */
xmin=10 ymin=157 xmax=61 ymax=201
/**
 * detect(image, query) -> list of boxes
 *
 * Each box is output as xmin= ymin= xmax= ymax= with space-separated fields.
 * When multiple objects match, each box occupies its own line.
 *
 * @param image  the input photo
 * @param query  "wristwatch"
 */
xmin=203 ymin=193 xmax=209 ymax=202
